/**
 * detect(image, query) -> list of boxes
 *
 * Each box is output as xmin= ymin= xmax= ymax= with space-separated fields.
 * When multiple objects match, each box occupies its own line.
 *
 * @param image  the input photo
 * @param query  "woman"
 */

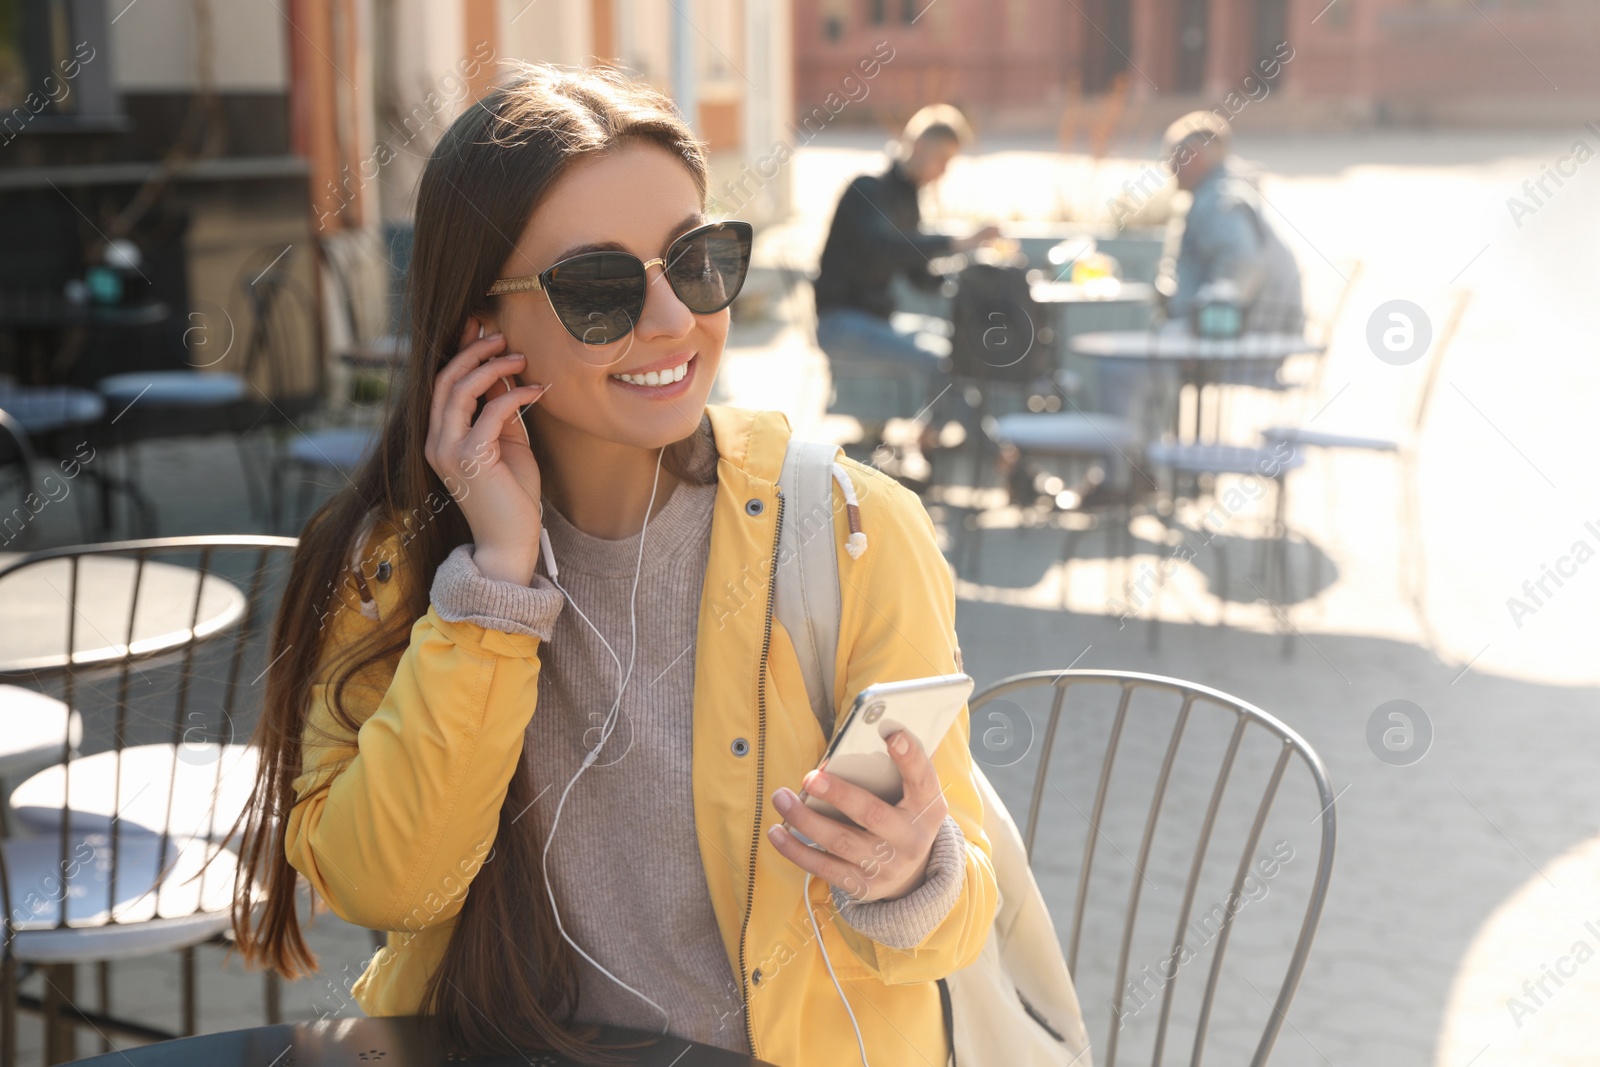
xmin=235 ymin=62 xmax=996 ymax=1066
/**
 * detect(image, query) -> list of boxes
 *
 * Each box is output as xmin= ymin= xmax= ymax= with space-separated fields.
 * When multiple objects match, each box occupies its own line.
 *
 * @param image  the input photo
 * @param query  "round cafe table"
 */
xmin=1071 ymin=328 xmax=1326 ymax=443
xmin=1028 ymin=278 xmax=1156 ymax=306
xmin=0 ymin=551 xmax=246 ymax=676
xmin=63 ymin=1016 xmax=778 ymax=1066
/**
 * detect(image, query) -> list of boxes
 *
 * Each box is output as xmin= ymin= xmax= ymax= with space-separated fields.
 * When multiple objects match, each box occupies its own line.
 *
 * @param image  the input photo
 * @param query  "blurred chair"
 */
xmin=0 ymin=407 xmax=39 ymax=551
xmin=970 ymin=669 xmax=1335 ymax=1067
xmin=267 ymin=231 xmax=405 ymax=532
xmin=1202 ymin=261 xmax=1363 ymax=440
xmin=1138 ymin=440 xmax=1306 ymax=653
xmin=0 ymin=535 xmax=297 ymax=1066
xmin=0 ymin=386 xmax=151 ymax=541
xmin=1261 ymin=289 xmax=1472 ymax=629
xmin=95 ymin=246 xmax=316 ymax=532
xmin=958 ymin=411 xmax=1142 ymax=598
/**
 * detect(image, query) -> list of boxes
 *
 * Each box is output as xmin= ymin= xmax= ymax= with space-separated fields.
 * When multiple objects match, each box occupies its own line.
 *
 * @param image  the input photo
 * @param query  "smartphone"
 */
xmin=797 ymin=673 xmax=974 ymax=827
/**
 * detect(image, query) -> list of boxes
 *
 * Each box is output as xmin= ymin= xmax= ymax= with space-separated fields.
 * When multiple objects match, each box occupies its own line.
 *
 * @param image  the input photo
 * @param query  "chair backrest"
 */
xmin=317 ymin=228 xmax=398 ymax=347
xmin=1410 ymin=289 xmax=1472 ymax=438
xmin=0 ymin=406 xmax=36 ymax=485
xmin=969 ymin=669 xmax=1336 ymax=1067
xmin=0 ymin=536 xmax=298 ymax=952
xmin=235 ymin=245 xmax=319 ymax=409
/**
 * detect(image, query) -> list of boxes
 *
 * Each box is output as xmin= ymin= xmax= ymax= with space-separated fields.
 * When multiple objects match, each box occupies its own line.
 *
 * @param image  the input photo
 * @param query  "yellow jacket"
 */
xmin=284 ymin=405 xmax=998 ymax=1066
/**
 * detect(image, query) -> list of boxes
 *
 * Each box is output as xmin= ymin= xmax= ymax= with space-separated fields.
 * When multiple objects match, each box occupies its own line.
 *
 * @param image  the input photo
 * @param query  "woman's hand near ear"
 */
xmin=424 ymin=315 xmax=548 ymax=584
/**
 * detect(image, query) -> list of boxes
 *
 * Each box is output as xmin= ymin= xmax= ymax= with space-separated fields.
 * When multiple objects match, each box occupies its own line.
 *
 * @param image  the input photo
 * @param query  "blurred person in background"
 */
xmin=1094 ymin=110 xmax=1307 ymax=459
xmin=1159 ymin=110 xmax=1304 ymax=334
xmin=812 ymin=104 xmax=999 ymax=440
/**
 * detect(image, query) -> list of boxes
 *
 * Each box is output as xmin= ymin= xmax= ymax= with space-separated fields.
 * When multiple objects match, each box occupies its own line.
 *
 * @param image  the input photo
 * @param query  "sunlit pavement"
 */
xmin=11 ymin=130 xmax=1596 ymax=1064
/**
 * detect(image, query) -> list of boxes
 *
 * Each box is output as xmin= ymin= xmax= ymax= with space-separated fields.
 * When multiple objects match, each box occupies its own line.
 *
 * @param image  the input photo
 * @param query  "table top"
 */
xmin=1029 ymin=279 xmax=1156 ymax=305
xmin=0 ymin=384 xmax=107 ymax=433
xmin=1070 ymin=328 xmax=1325 ymax=361
xmin=0 ymin=553 xmax=246 ymax=675
xmin=64 ymin=1016 xmax=777 ymax=1066
xmin=0 ymin=292 xmax=170 ymax=328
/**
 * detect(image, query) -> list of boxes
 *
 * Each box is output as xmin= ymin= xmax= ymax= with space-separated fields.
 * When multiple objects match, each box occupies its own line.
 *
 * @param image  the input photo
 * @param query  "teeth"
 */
xmin=611 ymin=360 xmax=689 ymax=387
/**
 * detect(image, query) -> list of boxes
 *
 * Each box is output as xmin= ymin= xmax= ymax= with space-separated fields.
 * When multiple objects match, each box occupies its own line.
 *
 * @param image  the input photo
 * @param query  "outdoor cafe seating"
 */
xmin=0 ymin=532 xmax=1336 ymax=1066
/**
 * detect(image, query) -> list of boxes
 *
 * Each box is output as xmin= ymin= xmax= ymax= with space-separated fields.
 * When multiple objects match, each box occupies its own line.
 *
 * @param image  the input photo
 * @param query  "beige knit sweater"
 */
xmin=428 ymin=418 xmax=965 ymax=1052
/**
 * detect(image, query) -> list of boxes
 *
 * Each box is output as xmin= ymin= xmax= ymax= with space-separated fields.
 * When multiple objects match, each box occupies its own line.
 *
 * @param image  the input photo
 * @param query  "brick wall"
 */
xmin=791 ymin=0 xmax=1600 ymax=132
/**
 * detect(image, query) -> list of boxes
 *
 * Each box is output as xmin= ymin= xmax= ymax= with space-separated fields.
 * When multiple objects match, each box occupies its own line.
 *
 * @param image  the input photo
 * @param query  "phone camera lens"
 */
xmin=863 ymin=702 xmax=885 ymax=724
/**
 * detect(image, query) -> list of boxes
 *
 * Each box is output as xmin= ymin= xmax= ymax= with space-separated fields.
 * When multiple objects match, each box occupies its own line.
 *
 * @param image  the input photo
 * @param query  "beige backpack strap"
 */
xmin=776 ymin=439 xmax=845 ymax=740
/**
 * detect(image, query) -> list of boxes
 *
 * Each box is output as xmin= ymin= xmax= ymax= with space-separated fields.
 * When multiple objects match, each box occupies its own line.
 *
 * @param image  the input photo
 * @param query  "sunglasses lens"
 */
xmin=666 ymin=223 xmax=752 ymax=314
xmin=544 ymin=252 xmax=646 ymax=350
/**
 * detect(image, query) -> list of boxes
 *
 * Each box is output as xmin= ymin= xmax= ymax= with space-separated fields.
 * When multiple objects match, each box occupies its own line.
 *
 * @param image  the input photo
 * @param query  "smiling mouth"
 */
xmin=610 ymin=356 xmax=692 ymax=387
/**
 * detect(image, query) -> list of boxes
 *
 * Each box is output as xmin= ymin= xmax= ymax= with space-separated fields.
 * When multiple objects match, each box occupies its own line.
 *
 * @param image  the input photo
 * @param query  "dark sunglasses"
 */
xmin=485 ymin=220 xmax=753 ymax=346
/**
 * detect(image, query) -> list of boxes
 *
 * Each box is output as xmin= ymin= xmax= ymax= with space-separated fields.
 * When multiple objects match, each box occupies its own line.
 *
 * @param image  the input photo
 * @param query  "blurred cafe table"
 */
xmin=1071 ymin=328 xmax=1326 ymax=443
xmin=0 ymin=550 xmax=246 ymax=677
xmin=0 ymin=290 xmax=171 ymax=385
xmin=1028 ymin=278 xmax=1157 ymax=307
xmin=1029 ymin=278 xmax=1157 ymax=337
xmin=64 ymin=1016 xmax=779 ymax=1066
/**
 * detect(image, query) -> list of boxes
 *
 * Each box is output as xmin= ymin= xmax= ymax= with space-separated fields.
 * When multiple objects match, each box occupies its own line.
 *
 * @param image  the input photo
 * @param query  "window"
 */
xmin=822 ymin=0 xmax=850 ymax=40
xmin=0 ymin=0 xmax=117 ymax=135
xmin=1 ymin=0 xmax=78 ymax=115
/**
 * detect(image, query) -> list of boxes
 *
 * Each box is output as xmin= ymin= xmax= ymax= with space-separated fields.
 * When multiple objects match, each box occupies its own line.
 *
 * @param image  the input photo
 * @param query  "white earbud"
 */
xmin=540 ymin=525 xmax=558 ymax=579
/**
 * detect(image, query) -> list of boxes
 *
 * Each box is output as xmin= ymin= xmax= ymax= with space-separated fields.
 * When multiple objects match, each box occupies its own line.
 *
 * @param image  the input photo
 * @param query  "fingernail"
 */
xmin=485 ymin=330 xmax=503 ymax=340
xmin=808 ymin=773 xmax=830 ymax=796
xmin=772 ymin=788 xmax=795 ymax=813
xmin=893 ymin=734 xmax=910 ymax=755
xmin=767 ymin=825 xmax=786 ymax=843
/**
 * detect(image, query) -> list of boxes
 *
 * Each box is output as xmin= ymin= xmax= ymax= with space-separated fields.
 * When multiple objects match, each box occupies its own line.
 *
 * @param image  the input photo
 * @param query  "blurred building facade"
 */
xmin=793 ymin=0 xmax=1600 ymax=135
xmin=0 ymin=0 xmax=791 ymax=400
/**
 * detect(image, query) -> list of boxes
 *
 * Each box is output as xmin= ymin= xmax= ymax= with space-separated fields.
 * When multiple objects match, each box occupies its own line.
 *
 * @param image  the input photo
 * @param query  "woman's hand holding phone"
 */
xmin=424 ymin=315 xmax=549 ymax=585
xmin=767 ymin=730 xmax=948 ymax=903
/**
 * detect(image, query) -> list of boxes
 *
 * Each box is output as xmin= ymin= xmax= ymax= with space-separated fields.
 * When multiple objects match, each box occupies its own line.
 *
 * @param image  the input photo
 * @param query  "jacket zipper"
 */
xmin=737 ymin=487 xmax=784 ymax=1057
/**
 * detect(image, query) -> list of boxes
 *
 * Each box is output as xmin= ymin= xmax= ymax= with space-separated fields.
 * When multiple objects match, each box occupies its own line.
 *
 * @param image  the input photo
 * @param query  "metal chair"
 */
xmin=0 ymin=535 xmax=297 ymax=1066
xmin=957 ymin=409 xmax=1143 ymax=592
xmin=95 ymin=245 xmax=316 ymax=533
xmin=266 ymin=231 xmax=404 ymax=532
xmin=1261 ymin=289 xmax=1472 ymax=637
xmin=970 ymin=669 xmax=1335 ymax=1067
xmin=0 ymin=407 xmax=39 ymax=551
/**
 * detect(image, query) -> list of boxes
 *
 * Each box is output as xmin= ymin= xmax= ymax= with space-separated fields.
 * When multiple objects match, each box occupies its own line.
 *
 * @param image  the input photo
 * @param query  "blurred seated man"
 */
xmin=1161 ymin=110 xmax=1304 ymax=334
xmin=812 ymin=104 xmax=998 ymax=424
xmin=1096 ymin=111 xmax=1306 ymax=450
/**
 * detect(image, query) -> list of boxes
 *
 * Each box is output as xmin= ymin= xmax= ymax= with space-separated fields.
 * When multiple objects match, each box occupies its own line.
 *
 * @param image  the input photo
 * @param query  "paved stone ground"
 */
xmin=7 ymin=129 xmax=1599 ymax=1065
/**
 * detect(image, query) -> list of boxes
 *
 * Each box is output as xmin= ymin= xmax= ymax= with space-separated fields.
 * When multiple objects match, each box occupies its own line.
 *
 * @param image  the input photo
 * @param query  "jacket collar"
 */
xmin=705 ymin=404 xmax=792 ymax=489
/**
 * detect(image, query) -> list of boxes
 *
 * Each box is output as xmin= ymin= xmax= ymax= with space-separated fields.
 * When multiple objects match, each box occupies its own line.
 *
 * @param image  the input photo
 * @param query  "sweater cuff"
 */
xmin=832 ymin=815 xmax=966 ymax=950
xmin=430 ymin=544 xmax=564 ymax=640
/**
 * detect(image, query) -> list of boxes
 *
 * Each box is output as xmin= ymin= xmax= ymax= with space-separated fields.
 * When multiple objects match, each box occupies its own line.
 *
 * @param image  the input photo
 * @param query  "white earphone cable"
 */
xmin=805 ymin=871 xmax=871 ymax=1065
xmin=536 ymin=445 xmax=670 ymax=1032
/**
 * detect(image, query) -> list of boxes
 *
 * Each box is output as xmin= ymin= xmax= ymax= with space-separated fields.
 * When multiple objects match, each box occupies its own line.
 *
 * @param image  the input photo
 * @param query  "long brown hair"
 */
xmin=233 ymin=62 xmax=711 ymax=1060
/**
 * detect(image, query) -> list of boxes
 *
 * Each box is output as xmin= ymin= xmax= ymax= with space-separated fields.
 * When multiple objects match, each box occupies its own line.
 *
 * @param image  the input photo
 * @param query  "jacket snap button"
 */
xmin=376 ymin=560 xmax=392 ymax=582
xmin=752 ymin=968 xmax=764 ymax=985
xmin=745 ymin=498 xmax=764 ymax=516
xmin=731 ymin=737 xmax=750 ymax=757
